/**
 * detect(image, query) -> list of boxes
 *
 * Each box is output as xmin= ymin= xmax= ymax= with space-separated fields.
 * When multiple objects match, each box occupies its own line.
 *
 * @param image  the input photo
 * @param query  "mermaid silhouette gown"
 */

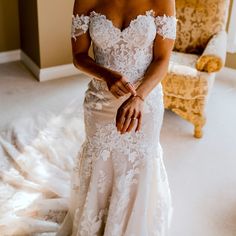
xmin=59 ymin=9 xmax=177 ymax=236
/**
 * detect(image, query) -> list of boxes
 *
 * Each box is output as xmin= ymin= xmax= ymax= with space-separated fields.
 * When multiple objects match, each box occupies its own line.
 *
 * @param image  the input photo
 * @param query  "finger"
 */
xmin=125 ymin=83 xmax=137 ymax=95
xmin=121 ymin=110 xmax=133 ymax=133
xmin=116 ymin=89 xmax=126 ymax=97
xmin=117 ymin=116 xmax=126 ymax=132
xmin=135 ymin=112 xmax=143 ymax=132
xmin=112 ymin=92 xmax=120 ymax=99
xmin=121 ymin=118 xmax=132 ymax=134
xmin=116 ymin=108 xmax=127 ymax=132
xmin=126 ymin=118 xmax=136 ymax=132
xmin=127 ymin=110 xmax=138 ymax=132
xmin=118 ymin=83 xmax=130 ymax=94
xmin=110 ymin=87 xmax=121 ymax=99
xmin=120 ymin=78 xmax=137 ymax=95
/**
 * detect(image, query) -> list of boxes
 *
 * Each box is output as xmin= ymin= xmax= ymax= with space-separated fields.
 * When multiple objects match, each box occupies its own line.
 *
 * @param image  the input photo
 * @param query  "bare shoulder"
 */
xmin=73 ymin=0 xmax=98 ymax=15
xmin=151 ymin=0 xmax=176 ymax=15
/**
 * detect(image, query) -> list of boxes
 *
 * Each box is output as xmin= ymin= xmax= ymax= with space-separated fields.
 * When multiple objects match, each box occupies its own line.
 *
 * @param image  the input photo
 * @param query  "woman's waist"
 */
xmin=88 ymin=76 xmax=144 ymax=91
xmin=86 ymin=77 xmax=163 ymax=103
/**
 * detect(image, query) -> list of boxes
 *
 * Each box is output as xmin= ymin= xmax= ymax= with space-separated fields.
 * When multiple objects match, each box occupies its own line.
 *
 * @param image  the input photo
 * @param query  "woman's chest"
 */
xmin=88 ymin=11 xmax=157 ymax=48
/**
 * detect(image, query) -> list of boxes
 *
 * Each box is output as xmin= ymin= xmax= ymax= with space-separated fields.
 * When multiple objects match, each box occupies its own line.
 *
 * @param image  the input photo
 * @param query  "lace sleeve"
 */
xmin=155 ymin=15 xmax=177 ymax=40
xmin=71 ymin=14 xmax=90 ymax=41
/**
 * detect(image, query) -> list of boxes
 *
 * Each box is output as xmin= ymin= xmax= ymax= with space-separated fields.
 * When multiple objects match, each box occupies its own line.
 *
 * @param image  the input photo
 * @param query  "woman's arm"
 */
xmin=116 ymin=0 xmax=176 ymax=134
xmin=72 ymin=0 xmax=115 ymax=82
xmin=72 ymin=0 xmax=136 ymax=98
xmin=135 ymin=0 xmax=176 ymax=99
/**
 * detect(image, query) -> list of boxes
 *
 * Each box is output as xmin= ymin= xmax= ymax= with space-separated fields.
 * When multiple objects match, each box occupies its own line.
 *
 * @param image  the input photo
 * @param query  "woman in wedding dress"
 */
xmin=58 ymin=0 xmax=177 ymax=235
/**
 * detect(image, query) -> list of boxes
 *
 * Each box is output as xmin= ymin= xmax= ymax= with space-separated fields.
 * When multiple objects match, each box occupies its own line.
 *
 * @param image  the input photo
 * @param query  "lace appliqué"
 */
xmin=155 ymin=15 xmax=177 ymax=40
xmin=71 ymin=14 xmax=90 ymax=41
xmin=69 ymin=10 xmax=173 ymax=235
xmin=79 ymin=208 xmax=108 ymax=235
xmin=86 ymin=122 xmax=151 ymax=162
xmin=98 ymin=170 xmax=111 ymax=194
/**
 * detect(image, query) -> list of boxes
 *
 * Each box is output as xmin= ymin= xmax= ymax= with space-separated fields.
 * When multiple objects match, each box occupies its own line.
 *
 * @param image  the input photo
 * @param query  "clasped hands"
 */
xmin=106 ymin=73 xmax=145 ymax=134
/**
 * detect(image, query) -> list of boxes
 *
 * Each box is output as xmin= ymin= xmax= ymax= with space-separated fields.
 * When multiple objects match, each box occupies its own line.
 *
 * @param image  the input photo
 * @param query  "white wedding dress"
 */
xmin=0 ymin=9 xmax=176 ymax=236
xmin=60 ymin=10 xmax=177 ymax=236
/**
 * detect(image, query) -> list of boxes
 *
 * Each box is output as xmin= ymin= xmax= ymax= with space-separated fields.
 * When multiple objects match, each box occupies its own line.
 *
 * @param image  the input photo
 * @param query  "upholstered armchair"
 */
xmin=162 ymin=0 xmax=230 ymax=138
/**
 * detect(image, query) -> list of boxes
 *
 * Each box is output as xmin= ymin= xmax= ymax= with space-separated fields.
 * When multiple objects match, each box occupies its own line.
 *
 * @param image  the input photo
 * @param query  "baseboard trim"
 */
xmin=20 ymin=51 xmax=40 ymax=79
xmin=20 ymin=51 xmax=81 ymax=82
xmin=0 ymin=50 xmax=21 ymax=64
xmin=39 ymin=64 xmax=80 ymax=82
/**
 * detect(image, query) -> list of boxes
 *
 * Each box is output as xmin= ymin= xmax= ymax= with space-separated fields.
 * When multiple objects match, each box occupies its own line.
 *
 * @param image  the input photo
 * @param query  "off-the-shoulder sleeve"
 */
xmin=155 ymin=15 xmax=177 ymax=40
xmin=71 ymin=14 xmax=90 ymax=41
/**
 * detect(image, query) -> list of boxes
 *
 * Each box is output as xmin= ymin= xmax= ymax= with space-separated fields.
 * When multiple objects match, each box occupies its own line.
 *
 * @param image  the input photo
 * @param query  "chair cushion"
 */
xmin=162 ymin=52 xmax=215 ymax=100
xmin=174 ymin=0 xmax=230 ymax=54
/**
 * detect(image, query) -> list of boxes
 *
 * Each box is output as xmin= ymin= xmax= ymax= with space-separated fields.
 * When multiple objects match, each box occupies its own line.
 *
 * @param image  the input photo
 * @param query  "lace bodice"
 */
xmin=71 ymin=10 xmax=177 ymax=83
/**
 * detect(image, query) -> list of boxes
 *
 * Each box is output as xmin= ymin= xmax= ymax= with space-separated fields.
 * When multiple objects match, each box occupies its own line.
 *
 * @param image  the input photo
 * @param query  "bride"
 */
xmin=57 ymin=0 xmax=177 ymax=235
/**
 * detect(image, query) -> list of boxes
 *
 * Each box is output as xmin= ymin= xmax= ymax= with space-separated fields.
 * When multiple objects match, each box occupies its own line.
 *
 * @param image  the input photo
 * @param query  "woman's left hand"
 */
xmin=116 ymin=95 xmax=144 ymax=134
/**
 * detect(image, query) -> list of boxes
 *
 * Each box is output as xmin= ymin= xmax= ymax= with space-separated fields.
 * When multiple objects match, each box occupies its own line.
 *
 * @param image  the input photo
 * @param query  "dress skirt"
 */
xmin=57 ymin=78 xmax=172 ymax=236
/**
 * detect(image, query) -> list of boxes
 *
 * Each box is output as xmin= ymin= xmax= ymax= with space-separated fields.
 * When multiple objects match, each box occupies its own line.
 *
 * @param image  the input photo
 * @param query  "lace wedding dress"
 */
xmin=0 ymin=9 xmax=176 ymax=236
xmin=58 ymin=9 xmax=177 ymax=236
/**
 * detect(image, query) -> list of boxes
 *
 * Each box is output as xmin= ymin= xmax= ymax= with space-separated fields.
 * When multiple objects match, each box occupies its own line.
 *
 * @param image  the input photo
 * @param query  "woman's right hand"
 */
xmin=106 ymin=72 xmax=137 ymax=98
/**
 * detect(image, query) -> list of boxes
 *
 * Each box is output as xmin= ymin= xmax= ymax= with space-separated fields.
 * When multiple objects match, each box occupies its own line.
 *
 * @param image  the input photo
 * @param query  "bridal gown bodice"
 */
xmin=72 ymin=10 xmax=176 ymax=84
xmin=58 ymin=9 xmax=177 ymax=236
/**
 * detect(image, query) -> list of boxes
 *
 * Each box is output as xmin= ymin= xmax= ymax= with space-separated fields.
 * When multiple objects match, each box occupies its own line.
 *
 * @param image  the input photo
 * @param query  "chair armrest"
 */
xmin=196 ymin=31 xmax=227 ymax=73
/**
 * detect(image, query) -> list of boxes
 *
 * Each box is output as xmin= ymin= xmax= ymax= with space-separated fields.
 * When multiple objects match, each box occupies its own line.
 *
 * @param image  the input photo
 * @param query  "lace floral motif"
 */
xmin=98 ymin=170 xmax=111 ymax=194
xmin=79 ymin=208 xmax=108 ymax=235
xmin=71 ymin=10 xmax=176 ymax=82
xmin=68 ymin=8 xmax=173 ymax=236
xmin=71 ymin=10 xmax=177 ymax=40
xmin=155 ymin=15 xmax=177 ymax=40
xmin=72 ymin=120 xmax=168 ymax=235
xmin=71 ymin=14 xmax=90 ymax=41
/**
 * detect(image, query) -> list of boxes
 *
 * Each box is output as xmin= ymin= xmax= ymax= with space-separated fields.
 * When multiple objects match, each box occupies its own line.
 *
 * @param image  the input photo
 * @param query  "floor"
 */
xmin=0 ymin=61 xmax=236 ymax=236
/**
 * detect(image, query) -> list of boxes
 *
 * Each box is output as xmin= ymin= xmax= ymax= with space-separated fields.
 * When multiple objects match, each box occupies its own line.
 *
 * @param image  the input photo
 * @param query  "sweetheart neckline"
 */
xmin=90 ymin=9 xmax=155 ymax=33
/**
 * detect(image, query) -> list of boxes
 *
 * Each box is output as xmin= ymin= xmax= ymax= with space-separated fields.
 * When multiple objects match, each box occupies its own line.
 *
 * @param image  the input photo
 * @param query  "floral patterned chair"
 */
xmin=162 ymin=0 xmax=230 ymax=138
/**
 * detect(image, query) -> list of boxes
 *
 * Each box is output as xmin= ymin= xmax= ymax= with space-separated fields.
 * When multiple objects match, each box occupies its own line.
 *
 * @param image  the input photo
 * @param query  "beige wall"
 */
xmin=18 ymin=0 xmax=74 ymax=68
xmin=226 ymin=0 xmax=236 ymax=69
xmin=37 ymin=0 xmax=74 ymax=68
xmin=226 ymin=53 xmax=236 ymax=69
xmin=0 ymin=0 xmax=20 ymax=52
